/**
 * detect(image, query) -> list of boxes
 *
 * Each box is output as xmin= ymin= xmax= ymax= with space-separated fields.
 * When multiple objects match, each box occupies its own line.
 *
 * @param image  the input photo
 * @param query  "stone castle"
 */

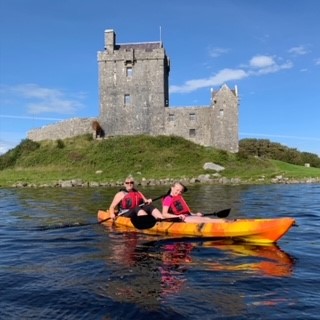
xmin=28 ymin=29 xmax=239 ymax=152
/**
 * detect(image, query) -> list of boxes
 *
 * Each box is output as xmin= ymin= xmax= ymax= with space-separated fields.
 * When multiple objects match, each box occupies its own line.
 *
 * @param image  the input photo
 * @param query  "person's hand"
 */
xmin=195 ymin=212 xmax=203 ymax=217
xmin=110 ymin=212 xmax=116 ymax=220
xmin=145 ymin=198 xmax=152 ymax=204
xmin=179 ymin=214 xmax=186 ymax=221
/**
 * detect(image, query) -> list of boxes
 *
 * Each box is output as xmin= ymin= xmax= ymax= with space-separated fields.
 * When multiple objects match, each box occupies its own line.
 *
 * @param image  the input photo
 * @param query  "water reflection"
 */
xmin=100 ymin=233 xmax=165 ymax=309
xmin=100 ymin=231 xmax=295 ymax=310
xmin=199 ymin=240 xmax=295 ymax=277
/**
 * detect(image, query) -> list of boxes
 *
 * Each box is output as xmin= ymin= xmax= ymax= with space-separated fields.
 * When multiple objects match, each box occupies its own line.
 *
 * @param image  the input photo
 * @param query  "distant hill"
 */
xmin=239 ymin=139 xmax=320 ymax=168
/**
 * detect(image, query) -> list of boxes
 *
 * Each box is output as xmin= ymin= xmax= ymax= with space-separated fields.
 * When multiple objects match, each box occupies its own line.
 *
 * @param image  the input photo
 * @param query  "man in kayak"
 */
xmin=109 ymin=176 xmax=184 ymax=221
xmin=162 ymin=182 xmax=217 ymax=223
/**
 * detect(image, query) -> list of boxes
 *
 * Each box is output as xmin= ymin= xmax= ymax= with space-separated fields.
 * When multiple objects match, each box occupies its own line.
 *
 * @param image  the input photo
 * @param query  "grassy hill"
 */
xmin=0 ymin=134 xmax=319 ymax=187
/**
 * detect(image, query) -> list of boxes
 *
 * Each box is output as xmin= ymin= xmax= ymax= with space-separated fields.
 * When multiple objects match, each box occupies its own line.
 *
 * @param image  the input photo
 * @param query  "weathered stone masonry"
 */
xmin=28 ymin=118 xmax=94 ymax=141
xmin=28 ymin=29 xmax=239 ymax=153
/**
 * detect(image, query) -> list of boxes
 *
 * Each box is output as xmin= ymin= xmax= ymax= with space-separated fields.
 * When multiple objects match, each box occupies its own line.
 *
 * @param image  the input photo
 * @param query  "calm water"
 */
xmin=0 ymin=184 xmax=319 ymax=320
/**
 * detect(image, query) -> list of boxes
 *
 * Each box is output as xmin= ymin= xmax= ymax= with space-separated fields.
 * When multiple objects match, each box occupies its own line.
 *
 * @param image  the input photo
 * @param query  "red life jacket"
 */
xmin=168 ymin=195 xmax=191 ymax=215
xmin=120 ymin=190 xmax=144 ymax=210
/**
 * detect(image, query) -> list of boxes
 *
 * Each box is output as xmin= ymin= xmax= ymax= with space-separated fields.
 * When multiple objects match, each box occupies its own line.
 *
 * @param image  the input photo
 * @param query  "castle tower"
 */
xmin=97 ymin=29 xmax=170 ymax=136
xmin=210 ymin=84 xmax=239 ymax=152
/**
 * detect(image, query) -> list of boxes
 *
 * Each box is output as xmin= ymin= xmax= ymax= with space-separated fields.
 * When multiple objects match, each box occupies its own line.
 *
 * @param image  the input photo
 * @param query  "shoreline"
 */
xmin=7 ymin=175 xmax=320 ymax=188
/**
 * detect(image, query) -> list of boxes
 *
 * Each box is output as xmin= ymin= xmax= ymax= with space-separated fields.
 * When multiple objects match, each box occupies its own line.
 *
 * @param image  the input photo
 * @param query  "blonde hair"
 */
xmin=125 ymin=175 xmax=134 ymax=182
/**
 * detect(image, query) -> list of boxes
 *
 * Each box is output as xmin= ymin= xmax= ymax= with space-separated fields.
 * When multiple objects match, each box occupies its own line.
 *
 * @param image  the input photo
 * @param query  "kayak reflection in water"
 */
xmin=203 ymin=241 xmax=295 ymax=277
xmin=101 ymin=233 xmax=295 ymax=310
xmin=159 ymin=242 xmax=194 ymax=296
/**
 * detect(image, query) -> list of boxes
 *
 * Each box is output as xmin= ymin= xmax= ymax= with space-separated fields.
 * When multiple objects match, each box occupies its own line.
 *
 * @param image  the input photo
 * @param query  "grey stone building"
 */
xmin=28 ymin=29 xmax=239 ymax=152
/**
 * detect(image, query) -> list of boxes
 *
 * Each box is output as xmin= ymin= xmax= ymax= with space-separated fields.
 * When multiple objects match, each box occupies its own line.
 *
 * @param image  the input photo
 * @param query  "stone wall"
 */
xmin=28 ymin=118 xmax=94 ymax=141
xmin=164 ymin=106 xmax=213 ymax=146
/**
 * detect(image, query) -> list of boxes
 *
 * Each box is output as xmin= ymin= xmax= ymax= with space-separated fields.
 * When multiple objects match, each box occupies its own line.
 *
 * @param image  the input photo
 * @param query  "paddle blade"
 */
xmin=131 ymin=215 xmax=157 ymax=230
xmin=203 ymin=208 xmax=231 ymax=218
xmin=215 ymin=208 xmax=231 ymax=218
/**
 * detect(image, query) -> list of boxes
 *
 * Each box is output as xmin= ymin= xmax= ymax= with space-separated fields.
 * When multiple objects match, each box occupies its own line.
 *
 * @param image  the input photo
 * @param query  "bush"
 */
xmin=0 ymin=139 xmax=40 ymax=170
xmin=239 ymin=139 xmax=320 ymax=168
xmin=56 ymin=139 xmax=65 ymax=149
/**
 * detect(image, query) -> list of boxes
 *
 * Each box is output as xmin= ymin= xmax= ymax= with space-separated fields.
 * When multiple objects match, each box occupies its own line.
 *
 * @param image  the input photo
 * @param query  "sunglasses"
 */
xmin=125 ymin=181 xmax=134 ymax=185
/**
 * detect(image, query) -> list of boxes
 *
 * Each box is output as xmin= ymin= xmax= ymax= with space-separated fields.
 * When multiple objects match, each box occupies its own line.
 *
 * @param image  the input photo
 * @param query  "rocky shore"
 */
xmin=11 ymin=174 xmax=320 ymax=188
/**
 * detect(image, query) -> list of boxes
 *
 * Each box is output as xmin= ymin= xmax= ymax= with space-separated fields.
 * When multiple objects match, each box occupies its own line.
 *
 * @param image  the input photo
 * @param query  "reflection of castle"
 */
xmin=28 ymin=29 xmax=239 ymax=152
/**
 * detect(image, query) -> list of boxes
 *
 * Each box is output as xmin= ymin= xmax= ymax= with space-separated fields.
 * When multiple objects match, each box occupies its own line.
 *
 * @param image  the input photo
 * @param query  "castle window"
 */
xmin=124 ymin=94 xmax=131 ymax=106
xmin=220 ymin=109 xmax=224 ymax=117
xmin=169 ymin=113 xmax=175 ymax=121
xmin=189 ymin=113 xmax=196 ymax=121
xmin=126 ymin=67 xmax=132 ymax=78
xmin=189 ymin=129 xmax=196 ymax=137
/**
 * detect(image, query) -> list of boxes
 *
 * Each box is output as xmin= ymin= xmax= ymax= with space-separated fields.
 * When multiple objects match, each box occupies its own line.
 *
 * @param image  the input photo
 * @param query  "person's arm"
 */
xmin=191 ymin=212 xmax=203 ymax=216
xmin=162 ymin=196 xmax=171 ymax=217
xmin=139 ymin=191 xmax=151 ymax=204
xmin=109 ymin=192 xmax=123 ymax=219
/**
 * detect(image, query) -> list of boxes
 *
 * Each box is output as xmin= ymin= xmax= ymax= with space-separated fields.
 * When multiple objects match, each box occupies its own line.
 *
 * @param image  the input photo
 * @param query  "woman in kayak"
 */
xmin=162 ymin=182 xmax=216 ymax=223
xmin=109 ymin=176 xmax=184 ymax=221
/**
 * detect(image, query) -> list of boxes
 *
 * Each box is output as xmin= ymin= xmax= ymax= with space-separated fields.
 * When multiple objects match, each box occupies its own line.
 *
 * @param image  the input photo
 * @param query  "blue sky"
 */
xmin=1 ymin=0 xmax=320 ymax=155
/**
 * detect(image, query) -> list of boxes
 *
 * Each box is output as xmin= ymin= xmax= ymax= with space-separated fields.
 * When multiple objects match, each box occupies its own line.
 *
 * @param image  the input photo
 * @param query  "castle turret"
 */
xmin=210 ymin=84 xmax=239 ymax=152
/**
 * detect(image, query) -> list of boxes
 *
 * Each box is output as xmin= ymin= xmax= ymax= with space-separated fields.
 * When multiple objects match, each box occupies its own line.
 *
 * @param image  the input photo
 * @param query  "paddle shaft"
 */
xmin=39 ymin=194 xmax=166 ymax=230
xmin=192 ymin=208 xmax=231 ymax=219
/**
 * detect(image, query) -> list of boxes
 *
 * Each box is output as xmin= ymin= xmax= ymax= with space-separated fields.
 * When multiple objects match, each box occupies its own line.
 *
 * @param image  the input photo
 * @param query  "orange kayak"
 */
xmin=97 ymin=210 xmax=295 ymax=244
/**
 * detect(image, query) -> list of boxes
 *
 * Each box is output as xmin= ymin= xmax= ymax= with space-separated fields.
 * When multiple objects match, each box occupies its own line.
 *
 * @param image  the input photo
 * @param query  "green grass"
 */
xmin=0 ymin=134 xmax=319 ymax=187
xmin=270 ymin=160 xmax=320 ymax=178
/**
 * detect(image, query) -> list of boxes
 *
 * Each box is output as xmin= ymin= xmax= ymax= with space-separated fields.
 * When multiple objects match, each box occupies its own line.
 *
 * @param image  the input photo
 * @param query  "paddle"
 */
xmin=37 ymin=194 xmax=166 ymax=230
xmin=131 ymin=208 xmax=231 ymax=230
xmin=194 ymin=208 xmax=231 ymax=218
xmin=131 ymin=215 xmax=183 ymax=230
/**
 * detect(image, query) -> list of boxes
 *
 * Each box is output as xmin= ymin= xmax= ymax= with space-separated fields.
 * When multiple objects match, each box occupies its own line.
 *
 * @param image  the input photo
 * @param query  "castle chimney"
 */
xmin=104 ymin=29 xmax=116 ymax=53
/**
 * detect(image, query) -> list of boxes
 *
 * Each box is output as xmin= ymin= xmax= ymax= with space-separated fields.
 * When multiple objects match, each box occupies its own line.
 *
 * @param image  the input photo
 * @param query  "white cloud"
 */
xmin=0 ymin=115 xmax=63 ymax=121
xmin=170 ymin=54 xmax=293 ymax=94
xmin=248 ymin=58 xmax=293 ymax=75
xmin=249 ymin=55 xmax=275 ymax=68
xmin=0 ymin=139 xmax=16 ymax=155
xmin=315 ymin=58 xmax=320 ymax=65
xmin=0 ymin=84 xmax=85 ymax=115
xmin=288 ymin=46 xmax=308 ymax=56
xmin=0 ymin=145 xmax=7 ymax=155
xmin=209 ymin=47 xmax=229 ymax=58
xmin=170 ymin=68 xmax=248 ymax=93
